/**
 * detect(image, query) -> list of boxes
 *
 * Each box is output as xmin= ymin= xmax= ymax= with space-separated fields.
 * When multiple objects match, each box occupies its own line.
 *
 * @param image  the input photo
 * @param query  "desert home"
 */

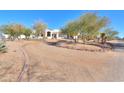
xmin=35 ymin=29 xmax=62 ymax=39
xmin=0 ymin=29 xmax=62 ymax=40
xmin=44 ymin=29 xmax=61 ymax=39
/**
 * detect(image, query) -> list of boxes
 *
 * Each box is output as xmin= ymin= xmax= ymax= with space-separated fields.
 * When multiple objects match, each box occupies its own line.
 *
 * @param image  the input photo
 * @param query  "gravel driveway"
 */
xmin=0 ymin=40 xmax=124 ymax=82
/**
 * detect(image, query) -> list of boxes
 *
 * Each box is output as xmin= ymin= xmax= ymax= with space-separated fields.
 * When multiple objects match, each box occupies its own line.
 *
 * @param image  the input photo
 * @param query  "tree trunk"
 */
xmin=74 ymin=38 xmax=77 ymax=43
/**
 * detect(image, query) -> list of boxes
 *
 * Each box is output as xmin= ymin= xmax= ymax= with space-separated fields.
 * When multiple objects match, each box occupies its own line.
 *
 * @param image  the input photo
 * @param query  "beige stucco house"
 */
xmin=44 ymin=29 xmax=61 ymax=39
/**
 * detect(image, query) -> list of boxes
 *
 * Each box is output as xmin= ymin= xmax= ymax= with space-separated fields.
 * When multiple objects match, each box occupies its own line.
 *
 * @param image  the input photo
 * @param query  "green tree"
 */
xmin=0 ymin=24 xmax=15 ymax=40
xmin=61 ymin=12 xmax=110 ymax=44
xmin=78 ymin=12 xmax=109 ymax=42
xmin=100 ymin=32 xmax=107 ymax=44
xmin=104 ymin=28 xmax=118 ymax=40
xmin=23 ymin=28 xmax=32 ymax=39
xmin=13 ymin=24 xmax=25 ymax=39
xmin=33 ymin=21 xmax=47 ymax=39
xmin=0 ymin=23 xmax=24 ymax=40
xmin=61 ymin=21 xmax=80 ymax=43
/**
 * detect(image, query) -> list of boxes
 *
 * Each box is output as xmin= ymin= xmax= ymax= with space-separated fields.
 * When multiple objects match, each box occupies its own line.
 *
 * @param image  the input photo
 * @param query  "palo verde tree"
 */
xmin=0 ymin=23 xmax=25 ymax=40
xmin=104 ymin=28 xmax=118 ymax=40
xmin=0 ymin=24 xmax=15 ymax=40
xmin=61 ymin=12 xmax=110 ymax=44
xmin=61 ymin=20 xmax=80 ymax=43
xmin=100 ymin=32 xmax=107 ymax=44
xmin=23 ymin=28 xmax=32 ymax=39
xmin=78 ymin=12 xmax=109 ymax=43
xmin=33 ymin=21 xmax=47 ymax=39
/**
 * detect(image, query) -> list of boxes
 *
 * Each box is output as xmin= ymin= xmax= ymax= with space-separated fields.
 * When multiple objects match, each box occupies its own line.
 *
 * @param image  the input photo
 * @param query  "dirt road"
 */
xmin=0 ymin=40 xmax=124 ymax=82
xmin=103 ymin=41 xmax=124 ymax=81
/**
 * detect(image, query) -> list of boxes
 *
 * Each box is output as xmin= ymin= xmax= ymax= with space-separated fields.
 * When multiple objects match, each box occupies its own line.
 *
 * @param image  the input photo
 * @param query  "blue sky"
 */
xmin=0 ymin=10 xmax=123 ymax=38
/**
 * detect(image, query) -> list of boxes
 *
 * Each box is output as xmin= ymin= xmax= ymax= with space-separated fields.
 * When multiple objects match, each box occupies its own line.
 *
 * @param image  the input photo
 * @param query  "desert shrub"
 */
xmin=0 ymin=41 xmax=7 ymax=53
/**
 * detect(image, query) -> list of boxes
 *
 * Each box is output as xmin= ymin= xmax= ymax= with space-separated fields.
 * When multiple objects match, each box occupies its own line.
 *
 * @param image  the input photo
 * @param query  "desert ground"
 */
xmin=0 ymin=40 xmax=124 ymax=82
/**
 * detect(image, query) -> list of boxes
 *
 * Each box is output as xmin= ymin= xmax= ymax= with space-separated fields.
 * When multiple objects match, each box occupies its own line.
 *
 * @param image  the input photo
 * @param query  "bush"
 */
xmin=0 ymin=41 xmax=7 ymax=53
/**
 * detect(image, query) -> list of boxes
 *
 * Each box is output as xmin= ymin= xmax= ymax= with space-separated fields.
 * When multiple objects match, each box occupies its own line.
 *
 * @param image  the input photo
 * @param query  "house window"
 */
xmin=47 ymin=32 xmax=51 ymax=37
xmin=41 ymin=34 xmax=43 ymax=37
xmin=52 ymin=34 xmax=57 ymax=39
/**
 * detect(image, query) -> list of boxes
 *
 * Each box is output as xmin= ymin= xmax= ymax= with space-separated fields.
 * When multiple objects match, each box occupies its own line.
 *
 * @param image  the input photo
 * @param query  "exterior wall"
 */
xmin=0 ymin=33 xmax=3 ymax=40
xmin=1 ymin=34 xmax=9 ymax=39
xmin=30 ymin=35 xmax=35 ymax=39
xmin=19 ymin=35 xmax=26 ymax=39
xmin=37 ymin=36 xmax=43 ymax=39
xmin=32 ymin=29 xmax=61 ymax=39
xmin=56 ymin=33 xmax=59 ymax=39
xmin=45 ymin=29 xmax=53 ymax=39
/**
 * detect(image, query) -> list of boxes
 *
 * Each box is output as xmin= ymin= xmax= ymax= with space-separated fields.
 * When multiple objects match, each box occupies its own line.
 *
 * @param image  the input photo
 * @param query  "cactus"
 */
xmin=0 ymin=41 xmax=7 ymax=53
